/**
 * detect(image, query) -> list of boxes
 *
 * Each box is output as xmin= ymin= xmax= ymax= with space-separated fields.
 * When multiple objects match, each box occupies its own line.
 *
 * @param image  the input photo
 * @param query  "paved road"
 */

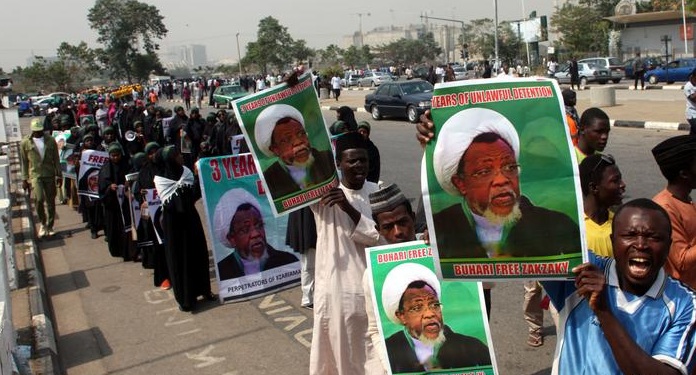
xmin=18 ymin=86 xmax=683 ymax=375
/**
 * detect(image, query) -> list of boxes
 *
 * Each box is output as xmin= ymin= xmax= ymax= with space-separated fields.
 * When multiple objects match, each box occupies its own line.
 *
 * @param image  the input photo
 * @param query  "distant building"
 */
xmin=607 ymin=10 xmax=696 ymax=61
xmin=163 ymin=44 xmax=208 ymax=68
xmin=26 ymin=55 xmax=59 ymax=66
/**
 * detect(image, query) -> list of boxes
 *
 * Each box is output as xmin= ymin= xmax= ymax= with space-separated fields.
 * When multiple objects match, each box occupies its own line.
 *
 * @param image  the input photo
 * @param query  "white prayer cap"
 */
xmin=254 ymin=104 xmax=305 ymax=157
xmin=213 ymin=189 xmax=261 ymax=248
xmin=381 ymin=262 xmax=441 ymax=325
xmin=433 ymin=108 xmax=520 ymax=196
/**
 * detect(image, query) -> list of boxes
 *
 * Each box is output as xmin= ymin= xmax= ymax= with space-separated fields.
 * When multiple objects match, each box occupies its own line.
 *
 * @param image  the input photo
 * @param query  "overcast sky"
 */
xmin=1 ymin=0 xmax=557 ymax=71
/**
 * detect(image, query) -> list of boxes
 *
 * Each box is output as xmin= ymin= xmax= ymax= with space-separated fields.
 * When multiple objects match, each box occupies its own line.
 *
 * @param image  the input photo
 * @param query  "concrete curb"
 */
xmin=9 ymin=144 xmax=60 ymax=375
xmin=611 ymin=119 xmax=689 ymax=131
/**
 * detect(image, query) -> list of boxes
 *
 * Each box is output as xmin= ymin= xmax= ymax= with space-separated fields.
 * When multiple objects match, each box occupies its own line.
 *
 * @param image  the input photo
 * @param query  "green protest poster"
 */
xmin=197 ymin=153 xmax=300 ymax=302
xmin=367 ymin=241 xmax=497 ymax=375
xmin=233 ymin=72 xmax=338 ymax=216
xmin=422 ymin=78 xmax=586 ymax=280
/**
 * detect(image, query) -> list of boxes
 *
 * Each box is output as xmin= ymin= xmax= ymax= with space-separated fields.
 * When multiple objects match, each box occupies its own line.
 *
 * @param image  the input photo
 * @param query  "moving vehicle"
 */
xmin=643 ymin=58 xmax=696 ymax=84
xmin=357 ymin=71 xmax=392 ymax=87
xmin=453 ymin=66 xmax=470 ymax=81
xmin=554 ymin=63 xmax=612 ymax=88
xmin=212 ymin=84 xmax=248 ymax=109
xmin=364 ymin=80 xmax=433 ymax=123
xmin=578 ymin=57 xmax=624 ymax=83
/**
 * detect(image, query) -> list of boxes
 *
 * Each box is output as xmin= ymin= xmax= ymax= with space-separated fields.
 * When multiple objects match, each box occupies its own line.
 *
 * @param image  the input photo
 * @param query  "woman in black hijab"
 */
xmin=336 ymin=106 xmax=358 ymax=132
xmin=98 ymin=143 xmax=131 ymax=260
xmin=153 ymin=146 xmax=214 ymax=312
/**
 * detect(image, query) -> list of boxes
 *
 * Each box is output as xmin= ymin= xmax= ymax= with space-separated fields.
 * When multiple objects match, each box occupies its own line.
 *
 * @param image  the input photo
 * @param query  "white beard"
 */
xmin=480 ymin=202 xmax=522 ymax=226
xmin=287 ymin=152 xmax=314 ymax=168
xmin=417 ymin=329 xmax=446 ymax=347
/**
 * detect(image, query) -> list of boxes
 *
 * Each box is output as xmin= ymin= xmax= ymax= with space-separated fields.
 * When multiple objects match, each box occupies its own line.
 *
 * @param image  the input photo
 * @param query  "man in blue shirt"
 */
xmin=544 ymin=198 xmax=696 ymax=375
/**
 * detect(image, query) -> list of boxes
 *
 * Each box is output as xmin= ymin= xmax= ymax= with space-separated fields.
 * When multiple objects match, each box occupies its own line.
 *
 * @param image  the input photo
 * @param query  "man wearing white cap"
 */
xmin=381 ymin=263 xmax=491 ymax=373
xmin=254 ymin=104 xmax=335 ymax=199
xmin=214 ymin=189 xmax=298 ymax=280
xmin=20 ymin=119 xmax=62 ymax=237
xmin=431 ymin=107 xmax=579 ymax=258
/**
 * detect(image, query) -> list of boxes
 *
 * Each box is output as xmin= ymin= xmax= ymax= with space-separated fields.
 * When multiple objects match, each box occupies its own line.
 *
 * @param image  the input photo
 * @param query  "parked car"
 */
xmin=554 ymin=62 xmax=612 ymax=87
xmin=341 ymin=72 xmax=363 ymax=87
xmin=212 ymin=84 xmax=248 ymax=109
xmin=578 ymin=57 xmax=624 ymax=83
xmin=410 ymin=66 xmax=429 ymax=80
xmin=357 ymin=71 xmax=392 ymax=87
xmin=644 ymin=58 xmax=696 ymax=84
xmin=364 ymin=80 xmax=433 ymax=123
xmin=453 ymin=66 xmax=470 ymax=80
xmin=623 ymin=56 xmax=663 ymax=78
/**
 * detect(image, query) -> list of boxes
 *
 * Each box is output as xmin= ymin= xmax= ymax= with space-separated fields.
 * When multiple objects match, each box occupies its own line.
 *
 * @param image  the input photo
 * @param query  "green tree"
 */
xmin=342 ymin=45 xmax=362 ymax=68
xmin=290 ymin=39 xmax=315 ymax=65
xmin=87 ymin=0 xmax=168 ymax=82
xmin=551 ymin=3 xmax=610 ymax=56
xmin=316 ymin=44 xmax=344 ymax=66
xmin=56 ymin=42 xmax=100 ymax=89
xmin=462 ymin=19 xmax=497 ymax=61
xmin=245 ymin=17 xmax=294 ymax=74
xmin=376 ymin=32 xmax=442 ymax=66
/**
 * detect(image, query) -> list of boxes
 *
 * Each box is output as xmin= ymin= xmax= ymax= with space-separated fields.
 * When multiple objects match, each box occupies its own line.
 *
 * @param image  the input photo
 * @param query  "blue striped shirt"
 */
xmin=543 ymin=252 xmax=696 ymax=375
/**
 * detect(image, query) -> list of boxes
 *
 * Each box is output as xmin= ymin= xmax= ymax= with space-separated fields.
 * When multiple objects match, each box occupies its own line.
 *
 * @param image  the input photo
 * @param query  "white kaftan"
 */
xmin=309 ymin=181 xmax=380 ymax=375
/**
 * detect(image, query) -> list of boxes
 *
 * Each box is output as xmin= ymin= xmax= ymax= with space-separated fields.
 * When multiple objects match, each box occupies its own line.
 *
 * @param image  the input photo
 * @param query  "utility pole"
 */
xmin=235 ymin=33 xmax=243 ymax=76
xmin=419 ymin=14 xmax=466 ymax=63
xmin=353 ymin=13 xmax=371 ymax=48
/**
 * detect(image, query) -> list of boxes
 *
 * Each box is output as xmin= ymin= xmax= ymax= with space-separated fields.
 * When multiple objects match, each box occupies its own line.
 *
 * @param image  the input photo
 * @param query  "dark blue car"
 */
xmin=364 ymin=80 xmax=433 ymax=123
xmin=644 ymin=58 xmax=696 ymax=84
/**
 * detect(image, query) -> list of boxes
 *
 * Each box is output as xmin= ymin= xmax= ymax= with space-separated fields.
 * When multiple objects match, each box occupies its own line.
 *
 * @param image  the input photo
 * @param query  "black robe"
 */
xmin=98 ymin=158 xmax=130 ymax=260
xmin=136 ymin=162 xmax=169 ymax=283
xmin=161 ymin=182 xmax=211 ymax=310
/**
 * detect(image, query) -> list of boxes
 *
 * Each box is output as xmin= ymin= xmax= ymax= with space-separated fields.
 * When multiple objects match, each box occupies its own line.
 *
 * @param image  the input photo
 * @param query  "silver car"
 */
xmin=357 ymin=71 xmax=392 ymax=87
xmin=554 ymin=62 xmax=612 ymax=88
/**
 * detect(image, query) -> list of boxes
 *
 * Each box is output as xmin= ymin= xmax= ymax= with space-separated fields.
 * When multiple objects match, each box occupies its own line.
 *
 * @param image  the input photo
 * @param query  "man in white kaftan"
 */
xmin=309 ymin=132 xmax=380 ymax=375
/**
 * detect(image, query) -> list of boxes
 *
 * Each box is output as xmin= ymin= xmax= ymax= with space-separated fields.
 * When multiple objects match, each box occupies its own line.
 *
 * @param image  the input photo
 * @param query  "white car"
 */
xmin=554 ymin=63 xmax=612 ymax=88
xmin=453 ymin=66 xmax=470 ymax=80
xmin=357 ymin=72 xmax=392 ymax=87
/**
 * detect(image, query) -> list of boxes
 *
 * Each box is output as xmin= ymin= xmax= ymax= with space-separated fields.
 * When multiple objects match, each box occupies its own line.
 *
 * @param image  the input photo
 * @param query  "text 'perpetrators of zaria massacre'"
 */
xmin=431 ymin=86 xmax=554 ymax=109
xmin=377 ymin=247 xmax=433 ymax=264
xmin=238 ymin=79 xmax=313 ymax=114
xmin=453 ymin=261 xmax=570 ymax=277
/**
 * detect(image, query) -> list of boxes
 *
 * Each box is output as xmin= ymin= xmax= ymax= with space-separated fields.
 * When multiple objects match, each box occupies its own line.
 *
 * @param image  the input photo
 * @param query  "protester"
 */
xmin=98 ymin=143 xmax=131 ymax=260
xmin=357 ymin=120 xmax=381 ymax=183
xmin=562 ymin=89 xmax=580 ymax=146
xmin=652 ymin=135 xmax=696 ymax=289
xmin=309 ymin=132 xmax=380 ymax=374
xmin=153 ymin=146 xmax=214 ymax=312
xmin=683 ymin=68 xmax=696 ymax=135
xmin=20 ymin=119 xmax=62 ymax=237
xmin=285 ymin=207 xmax=317 ymax=309
xmin=543 ymin=199 xmax=696 ymax=374
xmin=575 ymin=107 xmax=610 ymax=163
xmin=331 ymin=73 xmax=342 ymax=101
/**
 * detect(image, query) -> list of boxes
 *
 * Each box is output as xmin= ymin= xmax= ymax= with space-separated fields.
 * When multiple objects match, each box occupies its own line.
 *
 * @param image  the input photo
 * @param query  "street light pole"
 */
xmin=235 ymin=33 xmax=243 ymax=76
xmin=682 ymin=0 xmax=689 ymax=55
xmin=353 ymin=13 xmax=371 ymax=47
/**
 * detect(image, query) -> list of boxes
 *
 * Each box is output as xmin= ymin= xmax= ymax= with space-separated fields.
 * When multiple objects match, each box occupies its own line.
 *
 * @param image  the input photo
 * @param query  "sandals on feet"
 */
xmin=527 ymin=330 xmax=543 ymax=347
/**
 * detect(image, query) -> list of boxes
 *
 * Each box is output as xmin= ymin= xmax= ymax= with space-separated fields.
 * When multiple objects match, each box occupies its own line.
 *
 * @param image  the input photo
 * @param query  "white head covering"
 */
xmin=213 ymin=189 xmax=262 ymax=248
xmin=433 ymin=108 xmax=520 ymax=196
xmin=254 ymin=104 xmax=306 ymax=157
xmin=381 ymin=263 xmax=441 ymax=325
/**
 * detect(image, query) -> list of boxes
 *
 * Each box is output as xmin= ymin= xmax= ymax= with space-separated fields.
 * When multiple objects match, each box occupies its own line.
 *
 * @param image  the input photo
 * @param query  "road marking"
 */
xmin=184 ymin=344 xmax=226 ymax=368
xmin=143 ymin=289 xmax=174 ymax=304
xmin=266 ymin=305 xmax=293 ymax=315
xmin=274 ymin=315 xmax=307 ymax=331
xmin=258 ymin=294 xmax=284 ymax=309
xmin=177 ymin=328 xmax=202 ymax=336
xmin=164 ymin=316 xmax=193 ymax=326
xmin=294 ymin=328 xmax=312 ymax=348
xmin=256 ymin=293 xmax=313 ymax=350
